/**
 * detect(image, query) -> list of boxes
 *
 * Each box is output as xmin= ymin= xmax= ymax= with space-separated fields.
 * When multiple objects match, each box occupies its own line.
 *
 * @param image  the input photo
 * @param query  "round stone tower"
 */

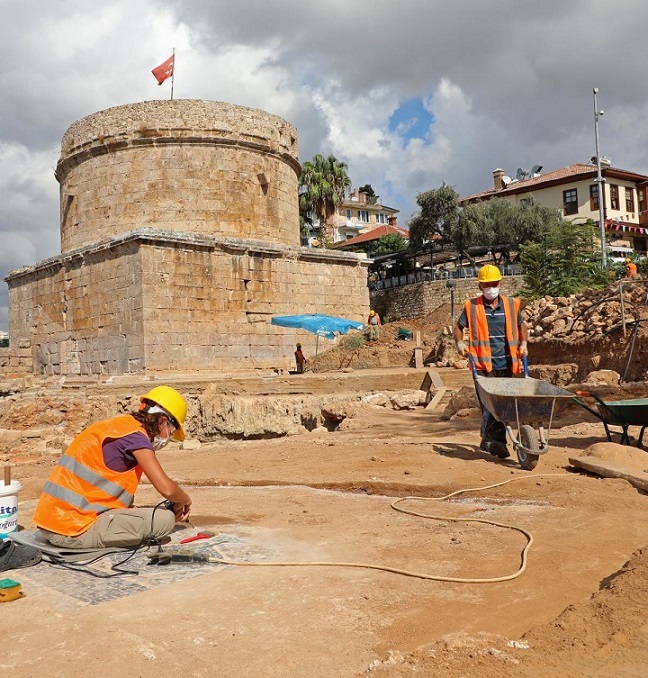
xmin=55 ymin=100 xmax=301 ymax=253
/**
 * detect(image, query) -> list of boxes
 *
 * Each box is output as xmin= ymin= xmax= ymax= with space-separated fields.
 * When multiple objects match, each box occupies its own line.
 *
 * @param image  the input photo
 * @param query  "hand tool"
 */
xmin=147 ymin=549 xmax=219 ymax=566
xmin=179 ymin=530 xmax=217 ymax=544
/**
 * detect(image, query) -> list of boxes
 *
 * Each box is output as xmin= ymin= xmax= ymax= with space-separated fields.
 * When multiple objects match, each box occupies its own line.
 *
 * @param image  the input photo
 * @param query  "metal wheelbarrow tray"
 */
xmin=475 ymin=374 xmax=575 ymax=471
xmin=573 ymin=392 xmax=648 ymax=447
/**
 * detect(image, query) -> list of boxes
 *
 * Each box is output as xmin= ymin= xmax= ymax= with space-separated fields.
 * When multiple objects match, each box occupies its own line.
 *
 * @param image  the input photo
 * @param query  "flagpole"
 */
xmin=170 ymin=47 xmax=175 ymax=100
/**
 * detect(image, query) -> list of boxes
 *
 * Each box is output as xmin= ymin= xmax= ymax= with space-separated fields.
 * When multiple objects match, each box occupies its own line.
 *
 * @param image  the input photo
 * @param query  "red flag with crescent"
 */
xmin=152 ymin=55 xmax=174 ymax=85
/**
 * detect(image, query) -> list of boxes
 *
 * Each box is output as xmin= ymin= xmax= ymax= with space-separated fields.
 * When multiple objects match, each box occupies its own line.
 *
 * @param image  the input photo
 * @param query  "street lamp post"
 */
xmin=446 ymin=278 xmax=456 ymax=325
xmin=593 ymin=87 xmax=607 ymax=268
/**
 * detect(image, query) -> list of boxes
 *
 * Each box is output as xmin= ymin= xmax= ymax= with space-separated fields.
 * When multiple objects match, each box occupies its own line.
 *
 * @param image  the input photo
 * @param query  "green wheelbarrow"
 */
xmin=573 ymin=391 xmax=648 ymax=448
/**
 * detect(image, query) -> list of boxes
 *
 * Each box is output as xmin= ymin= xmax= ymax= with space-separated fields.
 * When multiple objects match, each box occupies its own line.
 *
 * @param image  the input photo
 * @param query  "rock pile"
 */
xmin=524 ymin=282 xmax=648 ymax=341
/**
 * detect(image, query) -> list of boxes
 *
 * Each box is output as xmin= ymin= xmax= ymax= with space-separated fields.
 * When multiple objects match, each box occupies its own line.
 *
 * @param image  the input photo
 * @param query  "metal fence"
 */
xmin=369 ymin=264 xmax=521 ymax=291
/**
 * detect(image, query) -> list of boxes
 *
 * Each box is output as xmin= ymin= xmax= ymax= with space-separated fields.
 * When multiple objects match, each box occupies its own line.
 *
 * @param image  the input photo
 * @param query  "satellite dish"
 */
xmin=502 ymin=175 xmax=512 ymax=187
xmin=516 ymin=168 xmax=531 ymax=180
xmin=531 ymin=164 xmax=543 ymax=175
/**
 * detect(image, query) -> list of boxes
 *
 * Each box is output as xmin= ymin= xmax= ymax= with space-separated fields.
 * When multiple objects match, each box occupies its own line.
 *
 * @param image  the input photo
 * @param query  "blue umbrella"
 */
xmin=271 ymin=314 xmax=365 ymax=370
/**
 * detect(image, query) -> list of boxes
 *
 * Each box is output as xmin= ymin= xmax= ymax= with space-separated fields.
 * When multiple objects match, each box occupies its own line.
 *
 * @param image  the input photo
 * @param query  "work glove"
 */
xmin=518 ymin=341 xmax=528 ymax=356
xmin=456 ymin=341 xmax=468 ymax=357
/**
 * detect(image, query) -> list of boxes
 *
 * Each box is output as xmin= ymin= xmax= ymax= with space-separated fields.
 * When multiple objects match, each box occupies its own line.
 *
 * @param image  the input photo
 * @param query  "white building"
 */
xmin=460 ymin=163 xmax=648 ymax=254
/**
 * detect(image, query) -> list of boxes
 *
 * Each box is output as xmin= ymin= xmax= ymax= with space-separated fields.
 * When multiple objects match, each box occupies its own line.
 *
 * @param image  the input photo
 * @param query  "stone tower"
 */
xmin=6 ymin=100 xmax=369 ymax=375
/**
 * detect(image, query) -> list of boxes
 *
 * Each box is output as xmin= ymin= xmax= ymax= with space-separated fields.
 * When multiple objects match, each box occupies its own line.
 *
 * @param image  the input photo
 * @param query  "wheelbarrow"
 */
xmin=573 ymin=391 xmax=648 ymax=448
xmin=469 ymin=356 xmax=575 ymax=470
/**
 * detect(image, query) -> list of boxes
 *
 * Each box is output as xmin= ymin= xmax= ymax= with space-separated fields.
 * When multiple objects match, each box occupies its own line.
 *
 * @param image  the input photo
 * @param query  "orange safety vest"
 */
xmin=33 ymin=416 xmax=147 ymax=537
xmin=464 ymin=295 xmax=522 ymax=374
xmin=626 ymin=262 xmax=638 ymax=278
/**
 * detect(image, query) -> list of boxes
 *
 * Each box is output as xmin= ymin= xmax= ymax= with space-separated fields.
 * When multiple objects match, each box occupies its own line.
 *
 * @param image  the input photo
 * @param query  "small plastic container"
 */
xmin=0 ymin=578 xmax=23 ymax=602
xmin=0 ymin=481 xmax=22 ymax=537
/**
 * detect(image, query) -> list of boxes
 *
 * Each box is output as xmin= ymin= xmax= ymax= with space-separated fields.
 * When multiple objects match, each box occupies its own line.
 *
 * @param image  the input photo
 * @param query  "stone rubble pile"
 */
xmin=524 ymin=282 xmax=648 ymax=341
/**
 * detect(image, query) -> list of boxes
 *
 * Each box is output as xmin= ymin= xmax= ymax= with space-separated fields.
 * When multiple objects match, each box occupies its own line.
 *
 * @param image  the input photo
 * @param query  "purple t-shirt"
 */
xmin=102 ymin=432 xmax=154 ymax=472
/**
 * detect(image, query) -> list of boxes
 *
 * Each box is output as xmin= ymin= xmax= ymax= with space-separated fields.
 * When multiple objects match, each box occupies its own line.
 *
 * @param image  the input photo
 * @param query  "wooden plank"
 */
xmin=426 ymin=387 xmax=448 ymax=411
xmin=414 ymin=347 xmax=423 ymax=369
xmin=420 ymin=368 xmax=444 ymax=390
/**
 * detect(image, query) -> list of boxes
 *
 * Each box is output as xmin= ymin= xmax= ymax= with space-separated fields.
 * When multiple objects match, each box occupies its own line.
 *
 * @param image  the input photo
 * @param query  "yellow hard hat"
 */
xmin=625 ymin=257 xmax=632 ymax=263
xmin=140 ymin=385 xmax=187 ymax=441
xmin=477 ymin=264 xmax=503 ymax=283
xmin=369 ymin=310 xmax=376 ymax=315
xmin=296 ymin=343 xmax=301 ymax=348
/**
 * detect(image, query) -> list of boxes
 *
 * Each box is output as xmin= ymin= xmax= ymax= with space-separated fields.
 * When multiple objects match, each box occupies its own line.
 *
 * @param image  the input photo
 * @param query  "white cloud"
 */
xmin=3 ymin=0 xmax=648 ymax=330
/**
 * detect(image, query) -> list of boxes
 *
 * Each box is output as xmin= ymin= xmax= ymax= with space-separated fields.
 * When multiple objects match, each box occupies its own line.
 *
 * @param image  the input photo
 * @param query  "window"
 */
xmin=357 ymin=210 xmax=370 ymax=223
xmin=563 ymin=188 xmax=578 ymax=216
xmin=589 ymin=185 xmax=599 ymax=211
xmin=610 ymin=184 xmax=619 ymax=210
xmin=346 ymin=209 xmax=352 ymax=220
xmin=376 ymin=213 xmax=387 ymax=224
xmin=639 ymin=187 xmax=646 ymax=215
xmin=625 ymin=187 xmax=635 ymax=212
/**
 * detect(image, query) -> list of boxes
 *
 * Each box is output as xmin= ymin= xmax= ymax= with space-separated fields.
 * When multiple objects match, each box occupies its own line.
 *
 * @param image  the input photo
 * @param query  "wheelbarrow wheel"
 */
xmin=517 ymin=425 xmax=540 ymax=471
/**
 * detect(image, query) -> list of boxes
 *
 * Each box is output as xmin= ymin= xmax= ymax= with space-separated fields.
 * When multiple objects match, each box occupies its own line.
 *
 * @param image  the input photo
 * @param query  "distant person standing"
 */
xmin=367 ymin=310 xmax=381 ymax=341
xmin=625 ymin=257 xmax=638 ymax=279
xmin=294 ymin=343 xmax=307 ymax=373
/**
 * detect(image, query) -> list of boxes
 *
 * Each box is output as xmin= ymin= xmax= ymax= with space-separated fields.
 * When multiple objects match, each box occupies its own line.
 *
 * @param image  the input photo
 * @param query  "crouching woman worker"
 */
xmin=33 ymin=385 xmax=192 ymax=549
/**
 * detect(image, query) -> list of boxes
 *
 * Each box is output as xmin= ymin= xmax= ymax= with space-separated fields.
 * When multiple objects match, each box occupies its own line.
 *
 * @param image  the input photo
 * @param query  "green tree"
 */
xmin=368 ymin=233 xmax=408 ymax=256
xmin=451 ymin=197 xmax=561 ymax=256
xmin=299 ymin=154 xmax=351 ymax=245
xmin=519 ymin=219 xmax=612 ymax=298
xmin=408 ymin=184 xmax=460 ymax=251
xmin=358 ymin=184 xmax=377 ymax=204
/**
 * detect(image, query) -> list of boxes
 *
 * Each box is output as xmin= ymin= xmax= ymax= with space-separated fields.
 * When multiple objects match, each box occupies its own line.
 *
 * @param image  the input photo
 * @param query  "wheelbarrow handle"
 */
xmin=572 ymin=390 xmax=614 ymax=420
xmin=467 ymin=352 xmax=529 ymax=377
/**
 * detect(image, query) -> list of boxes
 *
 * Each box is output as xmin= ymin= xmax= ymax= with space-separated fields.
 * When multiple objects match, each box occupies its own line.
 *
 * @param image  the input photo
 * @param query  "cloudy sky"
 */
xmin=2 ymin=0 xmax=648 ymax=331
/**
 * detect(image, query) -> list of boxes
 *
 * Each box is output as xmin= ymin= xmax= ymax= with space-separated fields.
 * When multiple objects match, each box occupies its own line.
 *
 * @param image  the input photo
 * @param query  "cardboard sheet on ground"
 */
xmin=9 ymin=529 xmax=134 ymax=563
xmin=569 ymin=442 xmax=648 ymax=492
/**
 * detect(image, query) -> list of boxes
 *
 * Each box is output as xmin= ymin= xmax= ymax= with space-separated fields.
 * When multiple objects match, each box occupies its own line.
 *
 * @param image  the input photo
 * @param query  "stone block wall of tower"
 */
xmin=3 ymin=100 xmax=370 ymax=376
xmin=56 ymin=100 xmax=301 ymax=253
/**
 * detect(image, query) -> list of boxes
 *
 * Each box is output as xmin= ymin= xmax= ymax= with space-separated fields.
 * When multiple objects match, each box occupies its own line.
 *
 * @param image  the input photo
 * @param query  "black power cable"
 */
xmin=42 ymin=500 xmax=175 ymax=578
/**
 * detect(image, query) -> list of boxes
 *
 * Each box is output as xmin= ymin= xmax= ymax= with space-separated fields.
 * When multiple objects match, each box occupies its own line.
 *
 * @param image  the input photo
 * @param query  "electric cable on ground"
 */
xmin=177 ymin=473 xmax=574 ymax=583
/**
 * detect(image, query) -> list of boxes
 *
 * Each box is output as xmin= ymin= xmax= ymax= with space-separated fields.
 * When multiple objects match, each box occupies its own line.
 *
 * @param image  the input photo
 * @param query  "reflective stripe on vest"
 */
xmin=56 ymin=454 xmax=135 ymax=507
xmin=33 ymin=416 xmax=145 ymax=537
xmin=465 ymin=295 xmax=521 ymax=374
xmin=40 ymin=481 xmax=115 ymax=515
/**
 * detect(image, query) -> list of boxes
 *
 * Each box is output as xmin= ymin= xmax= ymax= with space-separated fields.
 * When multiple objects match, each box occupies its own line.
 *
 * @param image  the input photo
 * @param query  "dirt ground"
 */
xmin=3 ymin=359 xmax=648 ymax=677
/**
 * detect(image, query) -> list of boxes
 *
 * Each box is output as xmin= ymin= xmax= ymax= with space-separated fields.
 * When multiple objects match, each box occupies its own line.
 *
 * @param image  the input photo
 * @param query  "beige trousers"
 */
xmin=45 ymin=508 xmax=176 ymax=549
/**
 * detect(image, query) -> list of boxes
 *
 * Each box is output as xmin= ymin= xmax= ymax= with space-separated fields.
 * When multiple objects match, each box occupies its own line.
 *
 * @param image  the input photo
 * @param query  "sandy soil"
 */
xmin=4 ymin=376 xmax=648 ymax=678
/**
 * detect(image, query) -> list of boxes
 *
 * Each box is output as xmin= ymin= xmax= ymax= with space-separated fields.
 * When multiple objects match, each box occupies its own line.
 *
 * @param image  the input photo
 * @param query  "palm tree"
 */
xmin=299 ymin=154 xmax=351 ymax=245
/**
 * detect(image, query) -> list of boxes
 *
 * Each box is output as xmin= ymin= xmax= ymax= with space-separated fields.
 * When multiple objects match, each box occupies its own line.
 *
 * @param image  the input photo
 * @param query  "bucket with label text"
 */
xmin=0 ymin=481 xmax=22 ymax=537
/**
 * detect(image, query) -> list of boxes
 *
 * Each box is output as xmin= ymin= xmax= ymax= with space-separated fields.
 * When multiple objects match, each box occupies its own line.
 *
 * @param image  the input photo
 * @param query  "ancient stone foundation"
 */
xmin=4 ymin=100 xmax=370 ymax=375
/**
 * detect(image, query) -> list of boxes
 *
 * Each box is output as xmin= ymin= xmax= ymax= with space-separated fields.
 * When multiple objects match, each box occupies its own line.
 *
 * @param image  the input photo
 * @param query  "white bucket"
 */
xmin=0 ymin=481 xmax=22 ymax=537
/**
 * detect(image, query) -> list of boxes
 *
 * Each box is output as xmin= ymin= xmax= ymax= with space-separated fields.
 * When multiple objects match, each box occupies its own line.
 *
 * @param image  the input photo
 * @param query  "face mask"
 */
xmin=152 ymin=436 xmax=170 ymax=451
xmin=482 ymin=287 xmax=499 ymax=301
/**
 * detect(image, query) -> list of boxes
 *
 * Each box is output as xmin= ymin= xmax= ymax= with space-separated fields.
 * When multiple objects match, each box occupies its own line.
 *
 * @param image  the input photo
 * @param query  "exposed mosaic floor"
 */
xmin=14 ymin=530 xmax=273 ymax=607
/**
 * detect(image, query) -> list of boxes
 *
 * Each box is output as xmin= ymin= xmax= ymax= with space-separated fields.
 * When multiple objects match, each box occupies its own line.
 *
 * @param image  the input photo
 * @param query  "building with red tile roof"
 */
xmin=331 ymin=223 xmax=409 ymax=250
xmin=460 ymin=163 xmax=648 ymax=253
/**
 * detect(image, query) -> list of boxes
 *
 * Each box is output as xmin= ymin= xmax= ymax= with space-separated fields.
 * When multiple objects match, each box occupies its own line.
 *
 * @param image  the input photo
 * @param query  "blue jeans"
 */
xmin=477 ymin=368 xmax=510 ymax=444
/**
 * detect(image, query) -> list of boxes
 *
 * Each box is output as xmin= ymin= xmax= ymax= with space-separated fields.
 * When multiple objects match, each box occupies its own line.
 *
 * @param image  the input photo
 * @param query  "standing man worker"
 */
xmin=367 ymin=309 xmax=381 ymax=341
xmin=625 ymin=257 xmax=638 ymax=279
xmin=33 ymin=385 xmax=192 ymax=549
xmin=294 ymin=343 xmax=307 ymax=373
xmin=453 ymin=265 xmax=528 ymax=459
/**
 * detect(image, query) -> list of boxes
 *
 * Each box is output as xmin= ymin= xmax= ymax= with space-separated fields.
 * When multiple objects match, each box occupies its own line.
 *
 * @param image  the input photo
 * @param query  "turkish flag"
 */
xmin=152 ymin=55 xmax=174 ymax=85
